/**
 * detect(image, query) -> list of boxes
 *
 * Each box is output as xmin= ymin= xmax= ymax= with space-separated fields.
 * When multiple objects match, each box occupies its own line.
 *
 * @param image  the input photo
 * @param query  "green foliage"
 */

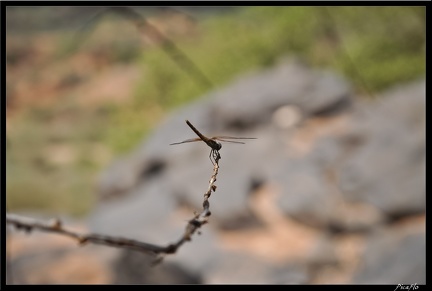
xmin=102 ymin=104 xmax=158 ymax=153
xmin=6 ymin=106 xmax=107 ymax=216
xmin=7 ymin=154 xmax=95 ymax=216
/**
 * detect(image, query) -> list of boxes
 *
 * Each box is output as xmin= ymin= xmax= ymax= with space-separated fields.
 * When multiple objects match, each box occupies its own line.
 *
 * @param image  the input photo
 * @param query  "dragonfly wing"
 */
xmin=170 ymin=137 xmax=202 ymax=145
xmin=211 ymin=136 xmax=256 ymax=144
xmin=215 ymin=138 xmax=245 ymax=144
xmin=212 ymin=136 xmax=257 ymax=140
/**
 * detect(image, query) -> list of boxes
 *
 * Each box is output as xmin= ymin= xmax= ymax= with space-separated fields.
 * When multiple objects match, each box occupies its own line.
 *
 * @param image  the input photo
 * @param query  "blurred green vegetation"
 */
xmin=6 ymin=6 xmax=425 ymax=216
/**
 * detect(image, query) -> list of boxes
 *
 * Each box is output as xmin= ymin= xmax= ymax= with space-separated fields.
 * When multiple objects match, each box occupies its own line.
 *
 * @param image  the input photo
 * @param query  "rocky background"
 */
xmin=7 ymin=60 xmax=425 ymax=284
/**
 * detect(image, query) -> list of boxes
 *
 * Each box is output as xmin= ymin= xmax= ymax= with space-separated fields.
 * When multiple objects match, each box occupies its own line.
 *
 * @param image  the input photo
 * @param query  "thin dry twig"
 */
xmin=68 ymin=7 xmax=213 ymax=90
xmin=109 ymin=7 xmax=213 ymax=90
xmin=6 ymin=153 xmax=221 ymax=263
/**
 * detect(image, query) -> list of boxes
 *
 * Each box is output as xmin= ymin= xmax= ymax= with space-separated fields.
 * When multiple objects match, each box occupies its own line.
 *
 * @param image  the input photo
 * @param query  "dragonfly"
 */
xmin=170 ymin=120 xmax=256 ymax=164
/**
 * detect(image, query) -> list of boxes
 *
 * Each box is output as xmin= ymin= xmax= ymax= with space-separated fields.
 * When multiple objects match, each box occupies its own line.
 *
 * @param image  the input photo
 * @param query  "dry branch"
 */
xmin=6 ymin=153 xmax=221 ymax=263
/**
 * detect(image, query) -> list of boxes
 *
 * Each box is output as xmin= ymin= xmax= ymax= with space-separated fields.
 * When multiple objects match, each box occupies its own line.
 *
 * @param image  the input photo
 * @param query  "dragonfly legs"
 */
xmin=209 ymin=149 xmax=221 ymax=166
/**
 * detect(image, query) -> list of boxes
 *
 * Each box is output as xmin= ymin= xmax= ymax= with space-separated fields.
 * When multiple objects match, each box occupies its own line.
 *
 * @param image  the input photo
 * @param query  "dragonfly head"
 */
xmin=208 ymin=139 xmax=222 ymax=151
xmin=215 ymin=141 xmax=222 ymax=151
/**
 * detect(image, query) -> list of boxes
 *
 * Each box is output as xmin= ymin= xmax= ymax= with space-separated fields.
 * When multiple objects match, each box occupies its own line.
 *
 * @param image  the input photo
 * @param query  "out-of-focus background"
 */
xmin=6 ymin=6 xmax=425 ymax=284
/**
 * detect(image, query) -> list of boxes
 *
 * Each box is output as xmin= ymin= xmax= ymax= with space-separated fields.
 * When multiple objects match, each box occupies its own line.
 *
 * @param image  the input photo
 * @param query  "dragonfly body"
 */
xmin=170 ymin=120 xmax=256 ymax=164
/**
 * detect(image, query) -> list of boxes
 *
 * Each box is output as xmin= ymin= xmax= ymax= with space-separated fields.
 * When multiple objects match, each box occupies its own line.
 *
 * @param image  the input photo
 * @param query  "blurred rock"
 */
xmin=9 ymin=60 xmax=424 ymax=284
xmin=206 ymin=58 xmax=352 ymax=128
xmin=204 ymin=252 xmax=309 ymax=284
xmin=113 ymin=250 xmax=202 ymax=284
xmin=352 ymin=221 xmax=425 ymax=284
xmin=338 ymin=80 xmax=426 ymax=218
xmin=88 ymin=59 xmax=424 ymax=284
xmin=95 ymin=59 xmax=354 ymax=227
